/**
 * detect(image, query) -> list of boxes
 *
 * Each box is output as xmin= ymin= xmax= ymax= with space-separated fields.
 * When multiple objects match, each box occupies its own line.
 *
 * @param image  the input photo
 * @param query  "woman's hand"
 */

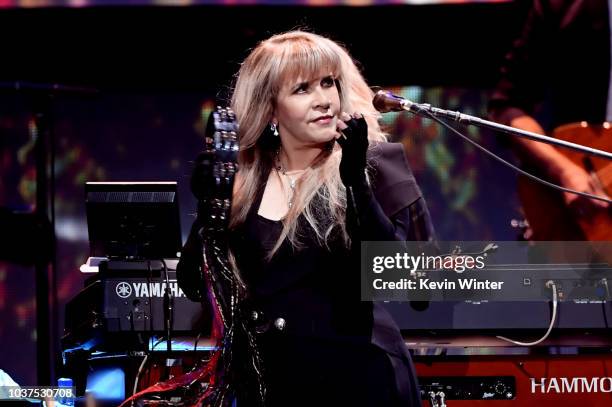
xmin=336 ymin=112 xmax=369 ymax=187
xmin=558 ymin=162 xmax=610 ymax=217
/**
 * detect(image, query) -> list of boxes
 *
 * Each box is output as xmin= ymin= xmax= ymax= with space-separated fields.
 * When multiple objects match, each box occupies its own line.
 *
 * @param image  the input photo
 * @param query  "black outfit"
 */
xmin=489 ymin=0 xmax=610 ymax=129
xmin=229 ymin=142 xmax=434 ymax=406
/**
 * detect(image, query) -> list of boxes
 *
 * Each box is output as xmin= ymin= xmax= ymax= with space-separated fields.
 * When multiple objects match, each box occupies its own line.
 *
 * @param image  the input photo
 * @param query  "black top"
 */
xmin=233 ymin=185 xmax=365 ymax=340
xmin=229 ymin=142 xmax=435 ymax=354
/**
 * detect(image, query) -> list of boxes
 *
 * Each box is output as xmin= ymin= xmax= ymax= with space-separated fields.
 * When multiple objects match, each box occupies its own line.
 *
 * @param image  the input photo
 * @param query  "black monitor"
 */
xmin=85 ymin=182 xmax=182 ymax=260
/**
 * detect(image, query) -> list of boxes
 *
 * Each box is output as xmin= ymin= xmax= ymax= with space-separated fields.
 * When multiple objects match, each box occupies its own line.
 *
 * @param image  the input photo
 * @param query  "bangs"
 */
xmin=271 ymin=38 xmax=342 ymax=92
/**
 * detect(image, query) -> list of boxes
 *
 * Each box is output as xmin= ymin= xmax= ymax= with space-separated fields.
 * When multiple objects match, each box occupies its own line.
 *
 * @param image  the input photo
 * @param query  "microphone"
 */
xmin=372 ymin=89 xmax=477 ymax=123
xmin=372 ymin=90 xmax=414 ymax=113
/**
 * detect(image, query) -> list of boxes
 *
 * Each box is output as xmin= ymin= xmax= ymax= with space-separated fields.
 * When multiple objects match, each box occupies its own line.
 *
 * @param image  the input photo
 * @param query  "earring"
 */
xmin=270 ymin=123 xmax=279 ymax=137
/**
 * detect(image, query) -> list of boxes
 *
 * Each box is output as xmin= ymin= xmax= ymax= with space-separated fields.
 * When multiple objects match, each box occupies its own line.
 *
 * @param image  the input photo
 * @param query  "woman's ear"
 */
xmin=270 ymin=105 xmax=278 ymax=125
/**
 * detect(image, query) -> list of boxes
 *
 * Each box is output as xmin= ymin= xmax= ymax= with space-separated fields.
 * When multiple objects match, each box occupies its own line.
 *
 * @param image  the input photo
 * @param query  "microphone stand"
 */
xmin=398 ymin=101 xmax=612 ymax=161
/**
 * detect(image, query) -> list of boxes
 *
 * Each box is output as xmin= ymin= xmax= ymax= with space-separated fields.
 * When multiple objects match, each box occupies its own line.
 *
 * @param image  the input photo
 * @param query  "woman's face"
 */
xmin=273 ymin=74 xmax=341 ymax=148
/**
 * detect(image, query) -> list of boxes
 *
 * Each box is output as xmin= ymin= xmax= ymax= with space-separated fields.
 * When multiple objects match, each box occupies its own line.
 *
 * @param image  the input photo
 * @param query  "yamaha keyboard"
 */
xmin=63 ymin=259 xmax=211 ymax=350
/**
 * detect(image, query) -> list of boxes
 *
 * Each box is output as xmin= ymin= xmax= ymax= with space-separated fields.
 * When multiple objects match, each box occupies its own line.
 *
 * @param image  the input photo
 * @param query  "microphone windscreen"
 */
xmin=372 ymin=90 xmax=405 ymax=113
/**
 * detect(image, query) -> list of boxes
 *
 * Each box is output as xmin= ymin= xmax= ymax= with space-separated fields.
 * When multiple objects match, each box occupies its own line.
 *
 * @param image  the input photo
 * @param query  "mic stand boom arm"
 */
xmin=399 ymin=101 xmax=612 ymax=161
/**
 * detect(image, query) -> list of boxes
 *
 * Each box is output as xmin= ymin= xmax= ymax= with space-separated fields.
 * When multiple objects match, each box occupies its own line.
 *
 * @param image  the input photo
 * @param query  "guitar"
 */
xmin=517 ymin=122 xmax=612 ymax=241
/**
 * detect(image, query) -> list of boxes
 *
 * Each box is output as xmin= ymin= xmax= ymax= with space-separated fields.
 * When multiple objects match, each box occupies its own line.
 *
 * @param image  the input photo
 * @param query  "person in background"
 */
xmin=489 ymin=0 xmax=611 ymax=222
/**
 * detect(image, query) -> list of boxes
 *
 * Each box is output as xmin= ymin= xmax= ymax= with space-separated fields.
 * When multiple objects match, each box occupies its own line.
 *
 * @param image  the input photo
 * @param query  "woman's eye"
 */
xmin=294 ymin=83 xmax=309 ymax=93
xmin=321 ymin=76 xmax=335 ymax=87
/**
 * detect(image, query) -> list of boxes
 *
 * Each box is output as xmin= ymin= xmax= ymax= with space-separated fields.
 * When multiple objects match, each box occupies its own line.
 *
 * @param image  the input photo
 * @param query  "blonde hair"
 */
xmin=230 ymin=30 xmax=386 ymax=259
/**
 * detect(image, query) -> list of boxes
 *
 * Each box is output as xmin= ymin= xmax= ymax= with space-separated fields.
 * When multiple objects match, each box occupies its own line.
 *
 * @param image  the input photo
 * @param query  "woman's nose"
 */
xmin=313 ymin=88 xmax=331 ymax=110
xmin=316 ymin=99 xmax=331 ymax=110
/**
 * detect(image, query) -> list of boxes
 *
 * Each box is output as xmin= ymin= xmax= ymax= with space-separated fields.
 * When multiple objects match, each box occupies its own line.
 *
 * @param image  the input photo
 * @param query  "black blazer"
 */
xmin=367 ymin=141 xmax=433 ymax=406
xmin=180 ymin=140 xmax=434 ymax=334
xmin=179 ymin=141 xmax=432 ymax=406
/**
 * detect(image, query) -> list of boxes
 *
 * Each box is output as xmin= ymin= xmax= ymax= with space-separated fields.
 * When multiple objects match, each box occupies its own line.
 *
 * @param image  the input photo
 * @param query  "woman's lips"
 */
xmin=312 ymin=116 xmax=334 ymax=125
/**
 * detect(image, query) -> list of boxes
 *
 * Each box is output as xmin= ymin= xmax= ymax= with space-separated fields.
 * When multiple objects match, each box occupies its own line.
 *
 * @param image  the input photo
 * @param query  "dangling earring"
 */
xmin=270 ymin=122 xmax=279 ymax=137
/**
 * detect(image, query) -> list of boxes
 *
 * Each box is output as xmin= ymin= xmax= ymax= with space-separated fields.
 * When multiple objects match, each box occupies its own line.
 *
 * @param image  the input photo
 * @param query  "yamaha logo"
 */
xmin=113 ymin=280 xmax=185 ymax=298
xmin=115 ymin=282 xmax=132 ymax=298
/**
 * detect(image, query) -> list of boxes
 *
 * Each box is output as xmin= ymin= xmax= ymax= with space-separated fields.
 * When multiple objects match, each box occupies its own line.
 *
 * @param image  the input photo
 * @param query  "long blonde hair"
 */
xmin=230 ymin=30 xmax=386 ymax=259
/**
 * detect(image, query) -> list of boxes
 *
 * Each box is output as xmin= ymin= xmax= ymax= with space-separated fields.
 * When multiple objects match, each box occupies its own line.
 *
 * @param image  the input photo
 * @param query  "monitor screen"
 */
xmin=85 ymin=182 xmax=182 ymax=260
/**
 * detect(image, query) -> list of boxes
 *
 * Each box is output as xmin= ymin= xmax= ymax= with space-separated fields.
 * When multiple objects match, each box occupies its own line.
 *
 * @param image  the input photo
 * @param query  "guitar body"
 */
xmin=518 ymin=122 xmax=612 ymax=240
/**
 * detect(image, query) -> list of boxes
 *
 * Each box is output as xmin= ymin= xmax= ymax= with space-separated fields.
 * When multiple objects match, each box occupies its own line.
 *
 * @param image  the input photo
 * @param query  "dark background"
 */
xmin=0 ymin=3 xmax=527 ymax=90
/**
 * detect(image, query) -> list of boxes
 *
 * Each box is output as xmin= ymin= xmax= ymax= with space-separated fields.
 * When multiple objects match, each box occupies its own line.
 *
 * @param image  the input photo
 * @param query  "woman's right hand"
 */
xmin=336 ymin=112 xmax=369 ymax=187
xmin=559 ymin=162 xmax=609 ymax=217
